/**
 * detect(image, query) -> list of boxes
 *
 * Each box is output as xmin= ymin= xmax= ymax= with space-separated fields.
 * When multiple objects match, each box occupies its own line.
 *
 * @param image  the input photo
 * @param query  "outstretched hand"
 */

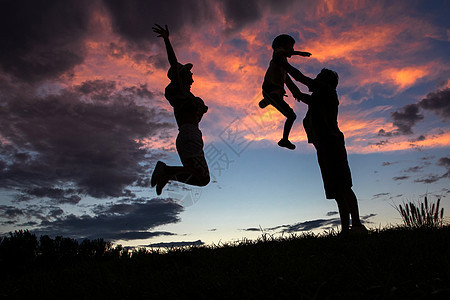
xmin=152 ymin=24 xmax=169 ymax=39
xmin=298 ymin=51 xmax=312 ymax=57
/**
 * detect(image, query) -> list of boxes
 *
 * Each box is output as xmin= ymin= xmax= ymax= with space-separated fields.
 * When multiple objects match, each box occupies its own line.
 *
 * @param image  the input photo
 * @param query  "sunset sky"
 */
xmin=0 ymin=0 xmax=449 ymax=247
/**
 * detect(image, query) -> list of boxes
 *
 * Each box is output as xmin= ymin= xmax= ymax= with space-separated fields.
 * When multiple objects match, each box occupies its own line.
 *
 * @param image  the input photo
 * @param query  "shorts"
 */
xmin=314 ymin=137 xmax=353 ymax=199
xmin=176 ymin=124 xmax=205 ymax=164
xmin=262 ymin=90 xmax=296 ymax=119
xmin=176 ymin=124 xmax=209 ymax=181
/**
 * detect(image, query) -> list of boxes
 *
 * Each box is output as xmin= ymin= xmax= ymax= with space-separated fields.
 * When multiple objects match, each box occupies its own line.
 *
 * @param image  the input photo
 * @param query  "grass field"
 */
xmin=1 ymin=225 xmax=450 ymax=299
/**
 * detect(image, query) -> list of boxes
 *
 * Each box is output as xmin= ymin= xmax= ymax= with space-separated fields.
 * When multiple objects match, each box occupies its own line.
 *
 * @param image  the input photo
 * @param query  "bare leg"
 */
xmin=335 ymin=196 xmax=350 ymax=233
xmin=283 ymin=117 xmax=295 ymax=141
xmin=344 ymin=188 xmax=364 ymax=227
xmin=278 ymin=113 xmax=297 ymax=150
xmin=336 ymin=187 xmax=367 ymax=233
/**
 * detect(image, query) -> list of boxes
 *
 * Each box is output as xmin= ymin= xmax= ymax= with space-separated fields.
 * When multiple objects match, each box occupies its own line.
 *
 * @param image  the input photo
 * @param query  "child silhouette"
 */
xmin=259 ymin=34 xmax=311 ymax=150
xmin=151 ymin=24 xmax=210 ymax=195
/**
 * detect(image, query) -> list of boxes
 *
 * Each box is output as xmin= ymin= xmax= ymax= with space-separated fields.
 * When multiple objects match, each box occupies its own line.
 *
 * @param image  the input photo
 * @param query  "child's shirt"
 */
xmin=262 ymin=49 xmax=289 ymax=98
xmin=303 ymin=81 xmax=343 ymax=144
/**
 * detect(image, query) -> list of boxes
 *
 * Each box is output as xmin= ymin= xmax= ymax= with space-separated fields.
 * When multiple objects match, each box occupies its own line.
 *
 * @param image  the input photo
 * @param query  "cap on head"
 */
xmin=167 ymin=63 xmax=193 ymax=80
xmin=272 ymin=34 xmax=295 ymax=49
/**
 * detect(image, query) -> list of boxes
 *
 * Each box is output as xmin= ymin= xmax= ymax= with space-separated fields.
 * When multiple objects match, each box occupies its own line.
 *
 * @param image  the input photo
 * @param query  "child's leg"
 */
xmin=270 ymin=96 xmax=297 ymax=148
xmin=282 ymin=112 xmax=296 ymax=140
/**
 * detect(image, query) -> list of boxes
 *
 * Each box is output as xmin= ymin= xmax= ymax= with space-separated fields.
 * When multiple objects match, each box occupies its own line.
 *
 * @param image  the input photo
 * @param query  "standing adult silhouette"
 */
xmin=283 ymin=63 xmax=368 ymax=234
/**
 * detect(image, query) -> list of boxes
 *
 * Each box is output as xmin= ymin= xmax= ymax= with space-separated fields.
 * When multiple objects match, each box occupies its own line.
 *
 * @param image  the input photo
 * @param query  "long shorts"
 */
xmin=262 ymin=90 xmax=296 ymax=119
xmin=314 ymin=137 xmax=353 ymax=199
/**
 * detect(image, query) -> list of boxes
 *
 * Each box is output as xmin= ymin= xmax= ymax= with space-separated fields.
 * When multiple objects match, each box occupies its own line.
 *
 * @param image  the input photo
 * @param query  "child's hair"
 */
xmin=319 ymin=68 xmax=339 ymax=89
xmin=272 ymin=34 xmax=295 ymax=49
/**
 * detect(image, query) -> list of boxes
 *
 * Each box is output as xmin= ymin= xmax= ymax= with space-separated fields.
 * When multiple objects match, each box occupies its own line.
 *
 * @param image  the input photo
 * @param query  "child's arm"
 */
xmin=292 ymin=51 xmax=312 ymax=57
xmin=274 ymin=49 xmax=311 ymax=58
xmin=152 ymin=24 xmax=178 ymax=69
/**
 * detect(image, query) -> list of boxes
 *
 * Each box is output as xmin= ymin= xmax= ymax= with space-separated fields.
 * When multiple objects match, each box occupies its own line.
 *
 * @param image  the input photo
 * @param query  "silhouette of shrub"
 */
xmin=396 ymin=196 xmax=444 ymax=228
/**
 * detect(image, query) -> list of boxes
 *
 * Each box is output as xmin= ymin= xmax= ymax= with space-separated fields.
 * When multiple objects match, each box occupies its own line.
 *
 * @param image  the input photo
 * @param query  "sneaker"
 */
xmin=151 ymin=161 xmax=166 ymax=187
xmin=156 ymin=175 xmax=170 ymax=196
xmin=258 ymin=98 xmax=269 ymax=109
xmin=278 ymin=139 xmax=296 ymax=150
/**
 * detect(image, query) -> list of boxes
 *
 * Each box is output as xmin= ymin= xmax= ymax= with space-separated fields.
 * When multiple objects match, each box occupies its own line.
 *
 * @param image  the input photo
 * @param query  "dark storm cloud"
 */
xmin=243 ymin=214 xmax=376 ymax=233
xmin=381 ymin=161 xmax=398 ymax=166
xmin=437 ymin=156 xmax=450 ymax=178
xmin=438 ymin=157 xmax=450 ymax=168
xmin=390 ymin=104 xmax=424 ymax=135
xmin=381 ymin=87 xmax=450 ymax=136
xmin=19 ymin=187 xmax=82 ymax=205
xmin=412 ymin=156 xmax=450 ymax=184
xmin=403 ymin=166 xmax=423 ymax=173
xmin=369 ymin=140 xmax=389 ymax=147
xmin=103 ymin=0 xmax=215 ymax=46
xmin=0 ymin=205 xmax=24 ymax=219
xmin=378 ymin=129 xmax=395 ymax=137
xmin=0 ymin=80 xmax=174 ymax=200
xmin=418 ymin=88 xmax=450 ymax=120
xmin=221 ymin=0 xmax=263 ymax=31
xmin=145 ymin=240 xmax=204 ymax=248
xmin=103 ymin=0 xmax=295 ymax=46
xmin=33 ymin=199 xmax=183 ymax=241
xmin=414 ymin=175 xmax=442 ymax=184
xmin=76 ymin=80 xmax=117 ymax=101
xmin=409 ymin=135 xmax=426 ymax=142
xmin=0 ymin=0 xmax=92 ymax=82
xmin=273 ymin=218 xmax=342 ymax=232
xmin=372 ymin=192 xmax=390 ymax=199
xmin=393 ymin=176 xmax=409 ymax=181
xmin=0 ymin=204 xmax=65 ymax=226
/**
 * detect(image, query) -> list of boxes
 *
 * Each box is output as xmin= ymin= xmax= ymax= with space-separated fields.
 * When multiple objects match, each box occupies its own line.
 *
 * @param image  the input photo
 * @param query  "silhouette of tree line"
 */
xmin=0 ymin=230 xmax=127 ymax=272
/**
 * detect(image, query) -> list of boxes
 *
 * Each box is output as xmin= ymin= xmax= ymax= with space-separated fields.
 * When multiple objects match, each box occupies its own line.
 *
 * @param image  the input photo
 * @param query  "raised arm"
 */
xmin=285 ymin=75 xmax=301 ymax=97
xmin=283 ymin=61 xmax=314 ymax=88
xmin=152 ymin=24 xmax=178 ymax=68
xmin=286 ymin=75 xmax=312 ymax=105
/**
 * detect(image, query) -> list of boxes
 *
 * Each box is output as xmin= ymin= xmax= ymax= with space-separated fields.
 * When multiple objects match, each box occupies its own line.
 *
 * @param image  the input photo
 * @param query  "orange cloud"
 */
xmin=57 ymin=2 xmax=448 ymax=158
xmin=349 ymin=131 xmax=450 ymax=154
xmin=382 ymin=66 xmax=430 ymax=90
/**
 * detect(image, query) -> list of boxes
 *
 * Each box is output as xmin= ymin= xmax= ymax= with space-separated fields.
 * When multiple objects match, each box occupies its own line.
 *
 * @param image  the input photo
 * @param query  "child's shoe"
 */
xmin=278 ymin=139 xmax=296 ymax=150
xmin=258 ymin=98 xmax=269 ymax=109
xmin=156 ymin=175 xmax=170 ymax=195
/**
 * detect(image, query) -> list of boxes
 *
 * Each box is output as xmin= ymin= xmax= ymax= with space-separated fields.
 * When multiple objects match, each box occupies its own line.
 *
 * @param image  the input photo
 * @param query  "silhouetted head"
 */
xmin=316 ymin=68 xmax=339 ymax=89
xmin=272 ymin=34 xmax=295 ymax=56
xmin=168 ymin=63 xmax=194 ymax=89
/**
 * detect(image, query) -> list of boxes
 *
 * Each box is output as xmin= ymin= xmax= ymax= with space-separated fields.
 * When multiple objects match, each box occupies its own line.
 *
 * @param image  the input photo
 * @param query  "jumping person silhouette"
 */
xmin=259 ymin=34 xmax=311 ymax=150
xmin=282 ymin=62 xmax=368 ymax=234
xmin=151 ymin=24 xmax=210 ymax=195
